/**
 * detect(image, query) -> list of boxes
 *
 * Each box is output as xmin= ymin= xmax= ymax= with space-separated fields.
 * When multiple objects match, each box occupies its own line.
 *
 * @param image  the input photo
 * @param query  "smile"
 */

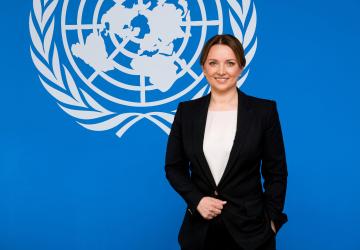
xmin=215 ymin=77 xmax=229 ymax=81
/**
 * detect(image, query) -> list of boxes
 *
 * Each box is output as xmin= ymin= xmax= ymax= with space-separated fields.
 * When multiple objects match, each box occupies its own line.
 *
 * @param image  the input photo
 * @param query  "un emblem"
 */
xmin=29 ymin=0 xmax=257 ymax=137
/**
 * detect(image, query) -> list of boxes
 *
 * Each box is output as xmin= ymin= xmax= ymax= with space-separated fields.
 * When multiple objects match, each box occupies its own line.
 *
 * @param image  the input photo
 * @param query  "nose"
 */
xmin=218 ymin=64 xmax=225 ymax=75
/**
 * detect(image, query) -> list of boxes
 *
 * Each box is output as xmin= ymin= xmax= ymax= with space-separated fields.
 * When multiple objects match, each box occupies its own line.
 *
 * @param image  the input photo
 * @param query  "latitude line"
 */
xmin=175 ymin=58 xmax=199 ymax=80
xmin=180 ymin=20 xmax=220 ymax=26
xmin=65 ymin=24 xmax=104 ymax=30
xmin=65 ymin=19 xmax=220 ymax=31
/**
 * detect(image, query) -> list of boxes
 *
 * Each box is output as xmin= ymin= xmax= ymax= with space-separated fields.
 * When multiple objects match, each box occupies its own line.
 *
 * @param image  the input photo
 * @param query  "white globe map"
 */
xmin=30 ymin=0 xmax=257 ymax=137
xmin=71 ymin=0 xmax=189 ymax=92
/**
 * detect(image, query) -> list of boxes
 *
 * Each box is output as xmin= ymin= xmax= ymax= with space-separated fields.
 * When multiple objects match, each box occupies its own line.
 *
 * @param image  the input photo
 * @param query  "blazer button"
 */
xmin=214 ymin=190 xmax=219 ymax=196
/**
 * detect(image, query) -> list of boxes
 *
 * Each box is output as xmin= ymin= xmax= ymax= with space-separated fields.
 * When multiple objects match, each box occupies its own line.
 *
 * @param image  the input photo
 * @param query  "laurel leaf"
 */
xmin=44 ymin=19 xmax=54 ymax=59
xmin=243 ymin=4 xmax=257 ymax=49
xmin=63 ymin=66 xmax=85 ymax=106
xmin=79 ymin=113 xmax=136 ymax=131
xmin=43 ymin=0 xmax=58 ymax=25
xmin=33 ymin=0 xmax=43 ymax=31
xmin=29 ymin=13 xmax=45 ymax=58
xmin=229 ymin=11 xmax=243 ymax=44
xmin=52 ymin=44 xmax=65 ymax=89
xmin=116 ymin=116 xmax=144 ymax=137
xmin=80 ymin=89 xmax=112 ymax=113
xmin=30 ymin=48 xmax=58 ymax=84
xmin=237 ymin=69 xmax=249 ymax=88
xmin=245 ymin=38 xmax=257 ymax=68
xmin=192 ymin=84 xmax=208 ymax=100
xmin=39 ymin=77 xmax=81 ymax=106
xmin=59 ymin=105 xmax=111 ymax=120
xmin=227 ymin=0 xmax=243 ymax=23
xmin=207 ymin=85 xmax=211 ymax=94
xmin=242 ymin=0 xmax=251 ymax=23
xmin=144 ymin=115 xmax=171 ymax=135
xmin=149 ymin=112 xmax=175 ymax=124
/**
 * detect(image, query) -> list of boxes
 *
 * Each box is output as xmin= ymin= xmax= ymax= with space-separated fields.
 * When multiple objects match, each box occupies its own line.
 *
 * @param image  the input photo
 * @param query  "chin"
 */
xmin=210 ymin=84 xmax=237 ymax=93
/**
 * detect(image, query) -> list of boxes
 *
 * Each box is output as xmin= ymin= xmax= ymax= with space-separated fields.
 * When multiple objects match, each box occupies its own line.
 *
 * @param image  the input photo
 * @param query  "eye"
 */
xmin=208 ymin=61 xmax=217 ymax=66
xmin=227 ymin=61 xmax=236 ymax=66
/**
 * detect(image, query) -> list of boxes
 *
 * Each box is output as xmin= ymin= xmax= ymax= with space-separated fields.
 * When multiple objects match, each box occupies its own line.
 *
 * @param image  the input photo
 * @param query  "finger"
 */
xmin=211 ymin=201 xmax=226 ymax=210
xmin=201 ymin=211 xmax=211 ymax=220
xmin=211 ymin=212 xmax=219 ymax=218
xmin=211 ymin=203 xmax=223 ymax=210
xmin=209 ymin=208 xmax=222 ymax=214
xmin=205 ymin=214 xmax=213 ymax=220
xmin=211 ymin=198 xmax=227 ymax=206
xmin=205 ymin=197 xmax=225 ymax=208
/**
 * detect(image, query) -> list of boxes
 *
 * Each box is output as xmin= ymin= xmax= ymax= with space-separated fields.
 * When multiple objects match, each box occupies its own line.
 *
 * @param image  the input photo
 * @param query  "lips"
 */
xmin=215 ymin=77 xmax=229 ymax=82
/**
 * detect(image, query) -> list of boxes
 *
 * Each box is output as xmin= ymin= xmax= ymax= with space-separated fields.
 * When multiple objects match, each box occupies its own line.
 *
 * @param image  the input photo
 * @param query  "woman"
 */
xmin=165 ymin=34 xmax=288 ymax=250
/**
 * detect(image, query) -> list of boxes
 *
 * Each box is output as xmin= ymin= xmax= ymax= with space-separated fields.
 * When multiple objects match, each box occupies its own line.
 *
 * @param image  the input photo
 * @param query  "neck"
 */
xmin=209 ymin=87 xmax=238 ymax=110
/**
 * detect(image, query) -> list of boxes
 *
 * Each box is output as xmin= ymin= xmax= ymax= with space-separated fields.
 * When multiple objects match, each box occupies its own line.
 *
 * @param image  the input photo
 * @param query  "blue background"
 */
xmin=1 ymin=0 xmax=360 ymax=249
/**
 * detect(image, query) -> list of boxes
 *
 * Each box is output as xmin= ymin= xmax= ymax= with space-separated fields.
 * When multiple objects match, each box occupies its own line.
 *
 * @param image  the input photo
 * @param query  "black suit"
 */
xmin=165 ymin=88 xmax=288 ymax=250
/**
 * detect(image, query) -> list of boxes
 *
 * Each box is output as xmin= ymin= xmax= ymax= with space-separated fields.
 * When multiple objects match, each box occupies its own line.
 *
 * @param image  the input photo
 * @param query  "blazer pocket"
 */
xmin=244 ymin=197 xmax=265 ymax=218
xmin=227 ymin=198 xmax=266 ymax=234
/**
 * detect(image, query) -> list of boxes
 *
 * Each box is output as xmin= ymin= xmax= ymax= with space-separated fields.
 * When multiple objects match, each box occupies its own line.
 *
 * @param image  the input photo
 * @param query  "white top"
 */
xmin=203 ymin=110 xmax=237 ymax=185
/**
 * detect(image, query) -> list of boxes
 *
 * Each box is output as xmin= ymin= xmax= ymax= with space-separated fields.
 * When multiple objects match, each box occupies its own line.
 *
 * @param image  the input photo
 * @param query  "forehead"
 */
xmin=206 ymin=44 xmax=237 ymax=60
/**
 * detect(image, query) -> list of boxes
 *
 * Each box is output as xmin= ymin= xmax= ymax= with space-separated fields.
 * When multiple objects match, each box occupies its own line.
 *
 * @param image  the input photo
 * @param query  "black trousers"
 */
xmin=202 ymin=217 xmax=276 ymax=250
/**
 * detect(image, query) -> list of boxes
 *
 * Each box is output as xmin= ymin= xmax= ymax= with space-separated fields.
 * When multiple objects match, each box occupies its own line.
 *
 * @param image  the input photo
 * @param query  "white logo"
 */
xmin=29 ymin=0 xmax=257 ymax=137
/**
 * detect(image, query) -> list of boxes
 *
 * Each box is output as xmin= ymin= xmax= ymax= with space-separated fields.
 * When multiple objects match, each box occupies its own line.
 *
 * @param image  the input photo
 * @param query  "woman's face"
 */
xmin=202 ymin=44 xmax=243 ymax=93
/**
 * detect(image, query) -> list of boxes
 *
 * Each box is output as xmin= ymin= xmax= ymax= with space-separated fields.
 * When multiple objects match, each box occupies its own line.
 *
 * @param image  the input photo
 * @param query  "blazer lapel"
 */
xmin=192 ymin=92 xmax=217 ymax=189
xmin=193 ymin=88 xmax=253 ymax=189
xmin=217 ymin=89 xmax=253 ymax=188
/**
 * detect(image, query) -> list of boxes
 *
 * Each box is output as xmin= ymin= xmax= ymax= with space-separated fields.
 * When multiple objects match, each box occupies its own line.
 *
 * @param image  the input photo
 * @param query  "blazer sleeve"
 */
xmin=261 ymin=101 xmax=288 ymax=232
xmin=165 ymin=102 xmax=204 ymax=214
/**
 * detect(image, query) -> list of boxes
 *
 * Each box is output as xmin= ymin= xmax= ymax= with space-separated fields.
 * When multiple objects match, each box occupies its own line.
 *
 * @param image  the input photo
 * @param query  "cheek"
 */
xmin=203 ymin=67 xmax=215 ymax=76
xmin=229 ymin=68 xmax=243 ymax=77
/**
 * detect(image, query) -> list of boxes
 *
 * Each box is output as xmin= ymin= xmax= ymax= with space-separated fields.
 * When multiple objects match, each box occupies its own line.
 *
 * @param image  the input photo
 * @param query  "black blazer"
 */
xmin=165 ymin=88 xmax=288 ymax=250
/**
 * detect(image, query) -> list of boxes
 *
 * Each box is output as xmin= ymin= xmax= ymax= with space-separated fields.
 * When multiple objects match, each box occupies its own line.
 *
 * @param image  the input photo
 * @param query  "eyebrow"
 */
xmin=207 ymin=59 xmax=237 ymax=61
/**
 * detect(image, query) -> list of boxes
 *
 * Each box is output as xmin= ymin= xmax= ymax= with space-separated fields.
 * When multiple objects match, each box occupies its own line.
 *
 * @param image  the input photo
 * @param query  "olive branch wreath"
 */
xmin=29 ymin=0 xmax=257 ymax=137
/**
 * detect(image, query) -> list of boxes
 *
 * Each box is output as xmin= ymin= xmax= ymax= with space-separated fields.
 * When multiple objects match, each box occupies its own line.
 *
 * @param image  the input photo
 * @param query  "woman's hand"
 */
xmin=271 ymin=220 xmax=277 ymax=234
xmin=196 ymin=197 xmax=227 ymax=220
